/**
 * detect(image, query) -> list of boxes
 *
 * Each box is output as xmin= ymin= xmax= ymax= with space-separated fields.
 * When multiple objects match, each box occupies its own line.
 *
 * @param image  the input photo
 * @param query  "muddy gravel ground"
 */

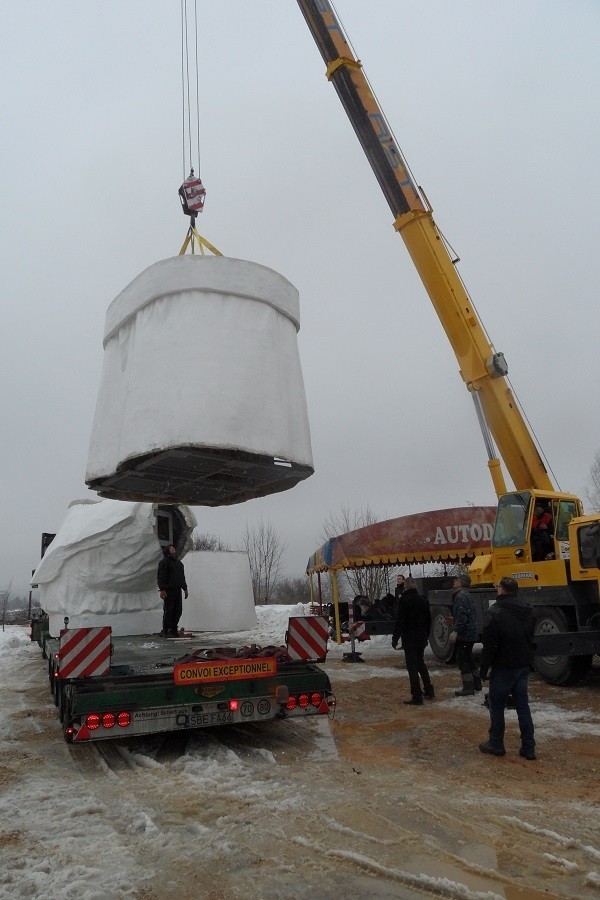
xmin=1 ymin=641 xmax=599 ymax=899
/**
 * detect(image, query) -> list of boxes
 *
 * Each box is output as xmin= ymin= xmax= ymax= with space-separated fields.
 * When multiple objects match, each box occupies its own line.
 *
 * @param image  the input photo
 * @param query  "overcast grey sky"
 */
xmin=2 ymin=1 xmax=599 ymax=594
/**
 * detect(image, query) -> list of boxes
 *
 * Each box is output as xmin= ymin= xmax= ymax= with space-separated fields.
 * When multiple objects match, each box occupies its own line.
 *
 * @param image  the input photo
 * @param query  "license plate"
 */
xmin=177 ymin=711 xmax=234 ymax=728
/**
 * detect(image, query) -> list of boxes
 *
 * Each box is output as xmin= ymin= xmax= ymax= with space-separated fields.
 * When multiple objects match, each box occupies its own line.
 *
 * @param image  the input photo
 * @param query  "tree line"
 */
xmin=191 ymin=505 xmax=398 ymax=606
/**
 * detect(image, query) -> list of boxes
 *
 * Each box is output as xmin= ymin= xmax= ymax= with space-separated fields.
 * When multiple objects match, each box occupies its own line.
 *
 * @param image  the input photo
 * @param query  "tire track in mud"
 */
xmin=446 ymin=788 xmax=600 ymax=895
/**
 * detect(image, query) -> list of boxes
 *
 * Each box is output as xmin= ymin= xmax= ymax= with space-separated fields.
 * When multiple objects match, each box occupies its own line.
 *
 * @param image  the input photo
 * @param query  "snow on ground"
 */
xmin=0 ymin=613 xmax=599 ymax=899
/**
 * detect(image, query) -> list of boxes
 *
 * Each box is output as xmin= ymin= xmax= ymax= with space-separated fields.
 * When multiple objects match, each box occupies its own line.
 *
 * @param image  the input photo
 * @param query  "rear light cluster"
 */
xmin=85 ymin=711 xmax=131 ymax=730
xmin=286 ymin=692 xmax=323 ymax=710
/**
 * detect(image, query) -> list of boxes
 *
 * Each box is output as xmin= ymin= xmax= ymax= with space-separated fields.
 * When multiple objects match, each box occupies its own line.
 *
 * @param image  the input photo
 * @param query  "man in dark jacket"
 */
xmin=451 ymin=573 xmax=481 ymax=697
xmin=157 ymin=544 xmax=188 ymax=638
xmin=392 ymin=573 xmax=405 ymax=619
xmin=479 ymin=576 xmax=536 ymax=759
xmin=392 ymin=577 xmax=434 ymax=704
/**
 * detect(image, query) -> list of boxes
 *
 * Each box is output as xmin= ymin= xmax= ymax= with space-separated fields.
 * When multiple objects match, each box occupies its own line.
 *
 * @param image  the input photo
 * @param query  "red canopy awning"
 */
xmin=306 ymin=506 xmax=496 ymax=573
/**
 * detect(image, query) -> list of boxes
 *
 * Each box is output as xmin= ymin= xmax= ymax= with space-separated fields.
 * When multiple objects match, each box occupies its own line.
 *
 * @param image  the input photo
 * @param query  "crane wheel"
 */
xmin=533 ymin=607 xmax=587 ymax=685
xmin=429 ymin=607 xmax=457 ymax=664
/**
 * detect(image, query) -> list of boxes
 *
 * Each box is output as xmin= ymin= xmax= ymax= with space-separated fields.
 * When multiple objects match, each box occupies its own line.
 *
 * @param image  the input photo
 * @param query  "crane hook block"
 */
xmin=179 ymin=171 xmax=206 ymax=216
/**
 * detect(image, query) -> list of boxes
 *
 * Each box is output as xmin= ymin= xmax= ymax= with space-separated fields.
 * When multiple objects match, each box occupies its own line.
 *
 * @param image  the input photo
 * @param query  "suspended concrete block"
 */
xmin=31 ymin=499 xmax=196 ymax=638
xmin=85 ymin=255 xmax=314 ymax=505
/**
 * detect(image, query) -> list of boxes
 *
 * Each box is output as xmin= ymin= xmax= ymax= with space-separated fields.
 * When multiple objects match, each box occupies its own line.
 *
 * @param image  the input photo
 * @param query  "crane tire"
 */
xmin=429 ymin=606 xmax=457 ymax=664
xmin=533 ymin=607 xmax=583 ymax=685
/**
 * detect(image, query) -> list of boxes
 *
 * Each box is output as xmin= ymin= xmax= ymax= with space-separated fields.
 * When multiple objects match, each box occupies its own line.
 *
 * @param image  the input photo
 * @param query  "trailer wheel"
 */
xmin=58 ymin=685 xmax=70 ymax=724
xmin=429 ymin=607 xmax=457 ymax=664
xmin=49 ymin=659 xmax=58 ymax=701
xmin=533 ymin=607 xmax=582 ymax=685
xmin=56 ymin=683 xmax=65 ymax=721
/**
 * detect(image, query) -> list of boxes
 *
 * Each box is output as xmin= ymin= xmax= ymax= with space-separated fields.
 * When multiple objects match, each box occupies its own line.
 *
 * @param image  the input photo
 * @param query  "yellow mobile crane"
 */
xmin=297 ymin=0 xmax=600 ymax=683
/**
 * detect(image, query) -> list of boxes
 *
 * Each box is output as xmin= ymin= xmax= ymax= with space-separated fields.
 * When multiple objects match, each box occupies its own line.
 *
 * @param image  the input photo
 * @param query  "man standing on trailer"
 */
xmin=157 ymin=544 xmax=188 ymax=638
xmin=479 ymin=576 xmax=536 ymax=759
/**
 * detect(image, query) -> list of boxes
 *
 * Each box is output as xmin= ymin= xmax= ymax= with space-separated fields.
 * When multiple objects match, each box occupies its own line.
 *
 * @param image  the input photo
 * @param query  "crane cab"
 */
xmin=487 ymin=490 xmax=584 ymax=587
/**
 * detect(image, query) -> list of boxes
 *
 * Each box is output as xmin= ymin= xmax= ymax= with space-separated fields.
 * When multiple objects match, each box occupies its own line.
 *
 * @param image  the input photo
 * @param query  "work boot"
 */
xmin=455 ymin=674 xmax=475 ymax=696
xmin=519 ymin=747 xmax=537 ymax=760
xmin=479 ymin=740 xmax=506 ymax=757
xmin=423 ymin=686 xmax=435 ymax=700
xmin=473 ymin=669 xmax=482 ymax=692
xmin=403 ymin=696 xmax=424 ymax=705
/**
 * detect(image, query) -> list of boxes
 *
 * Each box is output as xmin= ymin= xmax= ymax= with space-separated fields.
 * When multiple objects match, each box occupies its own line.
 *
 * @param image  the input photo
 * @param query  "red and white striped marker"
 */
xmin=57 ymin=627 xmax=111 ymax=679
xmin=347 ymin=620 xmax=368 ymax=641
xmin=286 ymin=616 xmax=329 ymax=662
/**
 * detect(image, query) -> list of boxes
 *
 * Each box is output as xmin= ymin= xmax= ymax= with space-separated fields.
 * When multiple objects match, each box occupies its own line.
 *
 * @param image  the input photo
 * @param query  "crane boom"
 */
xmin=296 ymin=0 xmax=553 ymax=496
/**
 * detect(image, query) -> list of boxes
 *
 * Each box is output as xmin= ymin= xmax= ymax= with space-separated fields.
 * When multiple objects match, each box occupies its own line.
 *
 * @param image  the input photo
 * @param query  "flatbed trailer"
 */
xmin=37 ymin=624 xmax=334 ymax=743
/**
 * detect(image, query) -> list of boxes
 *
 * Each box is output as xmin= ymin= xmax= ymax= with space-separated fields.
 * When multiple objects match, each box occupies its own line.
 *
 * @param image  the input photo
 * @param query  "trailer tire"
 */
xmin=58 ymin=684 xmax=70 ymax=724
xmin=57 ymin=683 xmax=65 ymax=721
xmin=49 ymin=658 xmax=58 ymax=701
xmin=429 ymin=607 xmax=457 ymax=664
xmin=533 ymin=607 xmax=583 ymax=685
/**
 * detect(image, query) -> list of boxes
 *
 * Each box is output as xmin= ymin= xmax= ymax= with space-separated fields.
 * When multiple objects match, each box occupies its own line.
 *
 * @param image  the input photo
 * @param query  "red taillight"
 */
xmin=298 ymin=693 xmax=310 ymax=708
xmin=311 ymin=692 xmax=322 ymax=707
xmin=286 ymin=696 xmax=297 ymax=710
xmin=84 ymin=711 xmax=130 ymax=730
xmin=229 ymin=699 xmax=239 ymax=712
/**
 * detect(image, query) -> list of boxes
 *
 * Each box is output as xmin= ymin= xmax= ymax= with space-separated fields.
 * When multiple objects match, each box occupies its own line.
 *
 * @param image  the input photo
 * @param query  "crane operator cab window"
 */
xmin=492 ymin=492 xmax=530 ymax=548
xmin=556 ymin=501 xmax=578 ymax=541
xmin=531 ymin=500 xmax=555 ymax=561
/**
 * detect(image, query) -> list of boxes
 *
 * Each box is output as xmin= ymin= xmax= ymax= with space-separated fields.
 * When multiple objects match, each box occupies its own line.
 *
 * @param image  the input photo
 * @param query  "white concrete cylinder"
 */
xmin=180 ymin=551 xmax=257 ymax=633
xmin=85 ymin=255 xmax=313 ymax=505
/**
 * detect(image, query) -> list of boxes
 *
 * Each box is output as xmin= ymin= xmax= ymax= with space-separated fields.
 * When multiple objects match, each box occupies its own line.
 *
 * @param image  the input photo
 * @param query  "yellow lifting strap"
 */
xmin=179 ymin=226 xmax=223 ymax=257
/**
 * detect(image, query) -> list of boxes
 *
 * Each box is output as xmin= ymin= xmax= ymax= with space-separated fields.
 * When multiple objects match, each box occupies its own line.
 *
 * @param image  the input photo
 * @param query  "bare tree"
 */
xmin=241 ymin=520 xmax=286 ymax=605
xmin=191 ymin=531 xmax=231 ymax=551
xmin=273 ymin=577 xmax=311 ymax=605
xmin=585 ymin=450 xmax=600 ymax=512
xmin=1 ymin=578 xmax=13 ymax=632
xmin=319 ymin=504 xmax=391 ymax=601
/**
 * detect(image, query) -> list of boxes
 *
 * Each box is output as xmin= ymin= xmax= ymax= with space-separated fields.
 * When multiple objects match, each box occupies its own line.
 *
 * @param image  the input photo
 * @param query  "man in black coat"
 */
xmin=157 ymin=544 xmax=188 ymax=638
xmin=392 ymin=573 xmax=405 ymax=619
xmin=391 ymin=577 xmax=434 ymax=704
xmin=479 ymin=576 xmax=536 ymax=759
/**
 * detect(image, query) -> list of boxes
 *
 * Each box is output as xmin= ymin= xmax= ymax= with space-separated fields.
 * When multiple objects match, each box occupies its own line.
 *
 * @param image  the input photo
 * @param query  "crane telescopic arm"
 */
xmin=296 ymin=0 xmax=553 ymax=497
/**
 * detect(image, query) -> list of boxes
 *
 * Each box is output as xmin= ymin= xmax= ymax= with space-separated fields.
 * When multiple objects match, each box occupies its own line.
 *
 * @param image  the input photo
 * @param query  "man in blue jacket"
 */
xmin=479 ymin=576 xmax=536 ymax=759
xmin=451 ymin=573 xmax=481 ymax=697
